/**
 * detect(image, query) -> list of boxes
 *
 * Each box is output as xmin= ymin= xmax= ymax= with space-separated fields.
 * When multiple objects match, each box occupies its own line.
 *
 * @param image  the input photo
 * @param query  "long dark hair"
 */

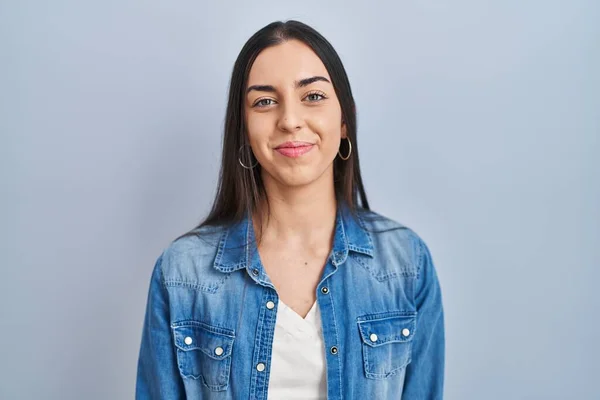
xmin=179 ymin=20 xmax=370 ymax=240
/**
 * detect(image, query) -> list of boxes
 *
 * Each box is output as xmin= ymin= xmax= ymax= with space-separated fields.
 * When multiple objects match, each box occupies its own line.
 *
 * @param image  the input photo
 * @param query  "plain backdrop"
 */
xmin=1 ymin=1 xmax=598 ymax=399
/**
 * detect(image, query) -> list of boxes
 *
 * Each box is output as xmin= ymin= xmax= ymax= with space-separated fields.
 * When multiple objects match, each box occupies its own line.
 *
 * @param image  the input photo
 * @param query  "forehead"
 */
xmin=247 ymin=39 xmax=331 ymax=85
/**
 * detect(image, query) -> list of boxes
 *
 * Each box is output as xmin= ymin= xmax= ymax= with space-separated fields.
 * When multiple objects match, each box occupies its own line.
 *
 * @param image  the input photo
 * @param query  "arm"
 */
xmin=402 ymin=237 xmax=445 ymax=399
xmin=136 ymin=254 xmax=185 ymax=399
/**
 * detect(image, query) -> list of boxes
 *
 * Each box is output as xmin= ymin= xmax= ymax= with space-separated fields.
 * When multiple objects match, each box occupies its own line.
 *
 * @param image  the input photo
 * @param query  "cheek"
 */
xmin=245 ymin=112 xmax=268 ymax=139
xmin=311 ymin=111 xmax=343 ymax=144
xmin=245 ymin=113 xmax=274 ymax=159
xmin=245 ymin=112 xmax=262 ymax=138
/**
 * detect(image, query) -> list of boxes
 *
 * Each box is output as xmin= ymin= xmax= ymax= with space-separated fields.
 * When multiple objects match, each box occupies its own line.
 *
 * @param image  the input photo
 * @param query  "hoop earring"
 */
xmin=238 ymin=145 xmax=258 ymax=169
xmin=338 ymin=137 xmax=352 ymax=160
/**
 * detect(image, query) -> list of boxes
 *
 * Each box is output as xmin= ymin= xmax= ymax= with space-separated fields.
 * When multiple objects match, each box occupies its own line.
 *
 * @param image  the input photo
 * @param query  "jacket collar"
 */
xmin=213 ymin=204 xmax=373 ymax=273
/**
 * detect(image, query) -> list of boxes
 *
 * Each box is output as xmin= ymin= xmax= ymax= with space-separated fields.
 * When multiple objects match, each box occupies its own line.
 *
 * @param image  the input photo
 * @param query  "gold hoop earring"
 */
xmin=238 ymin=145 xmax=258 ymax=169
xmin=338 ymin=137 xmax=352 ymax=160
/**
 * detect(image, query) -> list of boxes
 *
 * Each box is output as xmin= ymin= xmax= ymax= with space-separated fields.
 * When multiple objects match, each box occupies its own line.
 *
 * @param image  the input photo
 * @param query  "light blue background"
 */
xmin=1 ymin=1 xmax=598 ymax=399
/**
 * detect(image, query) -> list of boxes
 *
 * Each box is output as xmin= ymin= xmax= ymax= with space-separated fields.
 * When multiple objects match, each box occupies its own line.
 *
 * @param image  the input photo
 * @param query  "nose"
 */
xmin=276 ymin=101 xmax=304 ymax=133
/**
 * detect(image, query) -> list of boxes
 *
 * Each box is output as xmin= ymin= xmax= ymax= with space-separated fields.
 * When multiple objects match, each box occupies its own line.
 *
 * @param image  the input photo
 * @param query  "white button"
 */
xmin=370 ymin=333 xmax=378 ymax=342
xmin=266 ymin=301 xmax=275 ymax=310
xmin=184 ymin=336 xmax=193 ymax=345
xmin=402 ymin=328 xmax=410 ymax=337
xmin=256 ymin=363 xmax=266 ymax=372
xmin=214 ymin=346 xmax=224 ymax=356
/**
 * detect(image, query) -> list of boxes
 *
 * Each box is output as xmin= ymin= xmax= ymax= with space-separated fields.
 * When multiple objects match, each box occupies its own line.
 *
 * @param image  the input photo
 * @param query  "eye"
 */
xmin=253 ymin=98 xmax=276 ymax=108
xmin=304 ymin=91 xmax=327 ymax=102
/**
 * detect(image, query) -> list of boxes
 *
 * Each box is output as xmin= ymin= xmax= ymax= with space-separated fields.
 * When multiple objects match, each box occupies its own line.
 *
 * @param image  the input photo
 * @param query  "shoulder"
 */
xmin=356 ymin=208 xmax=432 ymax=276
xmin=153 ymin=224 xmax=228 ymax=288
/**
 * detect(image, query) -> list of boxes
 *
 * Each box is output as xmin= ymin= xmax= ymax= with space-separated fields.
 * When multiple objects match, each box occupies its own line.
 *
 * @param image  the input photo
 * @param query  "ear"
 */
xmin=341 ymin=119 xmax=347 ymax=139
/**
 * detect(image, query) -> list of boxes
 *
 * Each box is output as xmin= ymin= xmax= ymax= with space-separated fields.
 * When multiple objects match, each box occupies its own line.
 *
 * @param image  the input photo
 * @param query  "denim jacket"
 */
xmin=136 ymin=205 xmax=445 ymax=399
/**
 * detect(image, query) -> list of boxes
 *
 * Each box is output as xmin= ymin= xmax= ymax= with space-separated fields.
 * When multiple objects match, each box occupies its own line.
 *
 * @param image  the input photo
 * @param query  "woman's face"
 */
xmin=244 ymin=39 xmax=346 ymax=190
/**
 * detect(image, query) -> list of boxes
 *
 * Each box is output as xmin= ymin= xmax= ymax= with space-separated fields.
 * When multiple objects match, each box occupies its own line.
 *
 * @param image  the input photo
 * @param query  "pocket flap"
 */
xmin=171 ymin=321 xmax=235 ymax=360
xmin=357 ymin=311 xmax=416 ymax=347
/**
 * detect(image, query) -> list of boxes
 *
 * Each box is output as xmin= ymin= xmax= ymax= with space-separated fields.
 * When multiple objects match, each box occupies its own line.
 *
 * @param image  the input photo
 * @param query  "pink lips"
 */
xmin=274 ymin=141 xmax=315 ymax=158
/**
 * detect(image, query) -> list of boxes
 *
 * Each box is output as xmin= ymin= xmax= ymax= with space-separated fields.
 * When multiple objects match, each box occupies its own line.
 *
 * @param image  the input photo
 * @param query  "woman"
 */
xmin=136 ymin=20 xmax=445 ymax=400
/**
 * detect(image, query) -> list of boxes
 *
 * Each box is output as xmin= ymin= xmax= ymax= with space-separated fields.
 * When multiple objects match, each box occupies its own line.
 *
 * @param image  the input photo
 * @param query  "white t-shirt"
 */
xmin=267 ymin=299 xmax=328 ymax=399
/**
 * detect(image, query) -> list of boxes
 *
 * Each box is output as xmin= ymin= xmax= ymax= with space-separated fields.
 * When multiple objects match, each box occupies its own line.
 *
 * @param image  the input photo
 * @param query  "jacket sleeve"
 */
xmin=136 ymin=253 xmax=185 ymax=399
xmin=402 ymin=237 xmax=445 ymax=399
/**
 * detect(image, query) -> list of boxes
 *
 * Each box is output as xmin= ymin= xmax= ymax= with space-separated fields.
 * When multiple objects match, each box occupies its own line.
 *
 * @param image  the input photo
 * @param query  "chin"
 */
xmin=264 ymin=162 xmax=333 ymax=189
xmin=271 ymin=168 xmax=322 ymax=188
xmin=278 ymin=175 xmax=318 ymax=188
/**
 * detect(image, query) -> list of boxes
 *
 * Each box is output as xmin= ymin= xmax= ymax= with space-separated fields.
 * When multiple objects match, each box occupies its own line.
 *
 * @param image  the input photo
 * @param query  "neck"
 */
xmin=253 ymin=169 xmax=337 ymax=245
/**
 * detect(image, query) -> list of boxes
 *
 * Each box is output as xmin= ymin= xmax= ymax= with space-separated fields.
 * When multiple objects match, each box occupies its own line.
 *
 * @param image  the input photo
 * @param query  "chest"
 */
xmin=258 ymin=245 xmax=330 ymax=318
xmin=167 ymin=254 xmax=418 ymax=399
xmin=267 ymin=298 xmax=327 ymax=398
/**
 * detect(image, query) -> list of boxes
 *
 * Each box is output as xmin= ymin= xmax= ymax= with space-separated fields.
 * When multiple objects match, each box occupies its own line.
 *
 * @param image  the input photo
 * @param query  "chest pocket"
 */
xmin=357 ymin=311 xmax=417 ymax=380
xmin=171 ymin=320 xmax=235 ymax=391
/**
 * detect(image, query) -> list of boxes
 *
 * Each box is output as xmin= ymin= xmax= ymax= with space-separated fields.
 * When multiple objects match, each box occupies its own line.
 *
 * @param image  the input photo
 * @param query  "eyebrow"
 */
xmin=246 ymin=75 xmax=331 ymax=94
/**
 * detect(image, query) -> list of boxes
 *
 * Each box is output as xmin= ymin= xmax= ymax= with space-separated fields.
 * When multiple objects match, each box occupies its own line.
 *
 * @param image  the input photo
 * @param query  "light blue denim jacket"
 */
xmin=136 ymin=205 xmax=445 ymax=399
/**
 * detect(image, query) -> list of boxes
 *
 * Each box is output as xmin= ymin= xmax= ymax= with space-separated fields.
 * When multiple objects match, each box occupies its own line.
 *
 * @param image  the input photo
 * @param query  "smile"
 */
xmin=274 ymin=142 xmax=315 ymax=158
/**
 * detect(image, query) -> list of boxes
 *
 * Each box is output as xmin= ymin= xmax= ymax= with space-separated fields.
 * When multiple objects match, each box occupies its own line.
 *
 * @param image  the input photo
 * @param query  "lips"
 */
xmin=274 ymin=141 xmax=315 ymax=158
